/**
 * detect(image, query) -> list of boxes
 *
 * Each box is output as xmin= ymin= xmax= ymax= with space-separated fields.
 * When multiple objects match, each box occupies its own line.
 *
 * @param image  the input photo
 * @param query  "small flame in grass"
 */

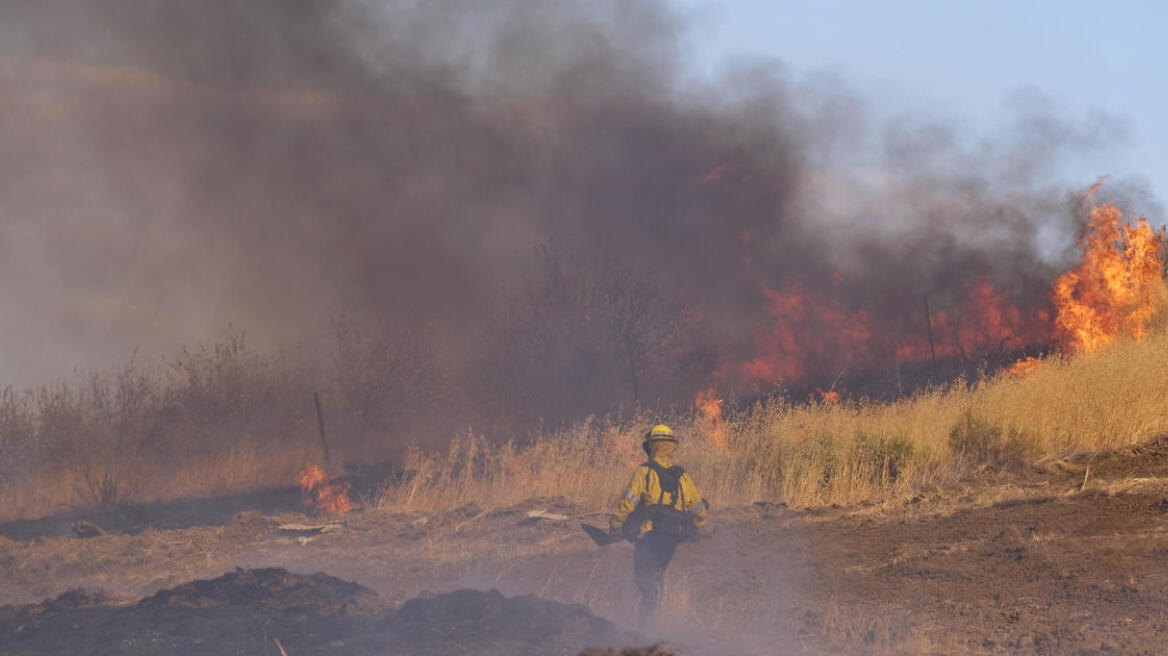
xmin=694 ymin=387 xmax=729 ymax=453
xmin=1053 ymin=202 xmax=1167 ymax=354
xmin=298 ymin=465 xmax=355 ymax=515
xmin=696 ymin=163 xmax=736 ymax=185
xmin=1007 ymin=356 xmax=1041 ymax=376
xmin=816 ymin=389 xmax=842 ymax=406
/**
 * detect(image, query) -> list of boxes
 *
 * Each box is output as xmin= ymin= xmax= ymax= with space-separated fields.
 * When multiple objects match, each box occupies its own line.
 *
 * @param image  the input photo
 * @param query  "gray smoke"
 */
xmin=0 ymin=1 xmax=1136 ymax=407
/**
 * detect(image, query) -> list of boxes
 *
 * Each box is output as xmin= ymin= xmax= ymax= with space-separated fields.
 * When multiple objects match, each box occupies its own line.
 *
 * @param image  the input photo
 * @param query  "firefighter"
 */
xmin=609 ymin=424 xmax=707 ymax=625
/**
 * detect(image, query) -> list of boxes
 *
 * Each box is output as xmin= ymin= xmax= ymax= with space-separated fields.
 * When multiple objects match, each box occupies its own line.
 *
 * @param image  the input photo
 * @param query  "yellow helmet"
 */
xmin=645 ymin=424 xmax=676 ymax=442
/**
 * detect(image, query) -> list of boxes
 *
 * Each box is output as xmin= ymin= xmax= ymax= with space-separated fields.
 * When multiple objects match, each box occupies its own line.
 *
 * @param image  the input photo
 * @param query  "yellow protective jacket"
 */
xmin=610 ymin=454 xmax=707 ymax=539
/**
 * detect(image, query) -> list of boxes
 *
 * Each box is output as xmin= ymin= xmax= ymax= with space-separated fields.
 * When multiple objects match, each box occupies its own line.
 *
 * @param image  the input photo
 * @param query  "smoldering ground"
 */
xmin=0 ymin=1 xmax=1141 ymax=429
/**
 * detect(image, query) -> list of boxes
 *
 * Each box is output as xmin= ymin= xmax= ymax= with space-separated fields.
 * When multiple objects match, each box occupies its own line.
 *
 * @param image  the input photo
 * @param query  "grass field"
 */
xmin=3 ymin=323 xmax=1167 ymax=523
xmin=381 ymin=325 xmax=1168 ymax=513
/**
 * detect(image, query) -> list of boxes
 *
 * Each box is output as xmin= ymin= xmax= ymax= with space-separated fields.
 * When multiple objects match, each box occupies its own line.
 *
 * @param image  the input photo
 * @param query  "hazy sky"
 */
xmin=678 ymin=0 xmax=1166 ymax=204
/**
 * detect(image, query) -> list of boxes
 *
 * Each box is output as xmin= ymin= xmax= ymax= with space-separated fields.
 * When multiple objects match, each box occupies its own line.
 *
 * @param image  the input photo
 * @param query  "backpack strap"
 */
xmin=643 ymin=460 xmax=686 ymax=506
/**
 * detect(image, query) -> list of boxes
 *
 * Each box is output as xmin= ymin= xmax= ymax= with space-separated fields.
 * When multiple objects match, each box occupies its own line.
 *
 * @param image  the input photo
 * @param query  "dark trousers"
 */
xmin=633 ymin=532 xmax=680 ymax=624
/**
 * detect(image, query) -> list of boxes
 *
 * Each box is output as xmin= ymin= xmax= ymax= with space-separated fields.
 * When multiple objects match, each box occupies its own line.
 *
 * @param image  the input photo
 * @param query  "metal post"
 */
xmin=313 ymin=391 xmax=331 ymax=465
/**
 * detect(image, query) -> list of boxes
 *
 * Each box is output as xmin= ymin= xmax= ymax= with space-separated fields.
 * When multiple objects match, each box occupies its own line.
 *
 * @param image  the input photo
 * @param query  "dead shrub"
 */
xmin=328 ymin=315 xmax=450 ymax=456
xmin=852 ymin=433 xmax=916 ymax=485
xmin=947 ymin=410 xmax=1033 ymax=471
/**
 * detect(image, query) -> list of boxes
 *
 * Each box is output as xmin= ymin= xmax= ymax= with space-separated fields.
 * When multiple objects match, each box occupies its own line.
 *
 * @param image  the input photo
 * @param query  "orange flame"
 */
xmin=816 ymin=389 xmax=842 ymax=406
xmin=693 ymin=387 xmax=729 ymax=452
xmin=738 ymin=278 xmax=1048 ymax=386
xmin=1007 ymin=356 xmax=1041 ymax=376
xmin=707 ymin=191 xmax=1163 ymax=398
xmin=1053 ymin=202 xmax=1166 ymax=353
xmin=298 ymin=465 xmax=355 ymax=515
xmin=696 ymin=163 xmax=736 ymax=185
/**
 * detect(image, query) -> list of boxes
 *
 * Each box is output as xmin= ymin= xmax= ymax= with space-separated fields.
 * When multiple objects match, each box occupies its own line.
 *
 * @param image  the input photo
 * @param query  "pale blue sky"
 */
xmin=677 ymin=0 xmax=1166 ymax=207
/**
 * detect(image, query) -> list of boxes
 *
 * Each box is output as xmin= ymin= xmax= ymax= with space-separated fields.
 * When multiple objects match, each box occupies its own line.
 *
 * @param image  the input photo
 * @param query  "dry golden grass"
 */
xmin=4 ymin=326 xmax=1167 ymax=523
xmin=0 ymin=324 xmax=456 ymax=523
xmin=0 ymin=440 xmax=321 ymax=521
xmin=379 ymin=327 xmax=1168 ymax=513
xmin=0 ymin=333 xmax=324 ymax=522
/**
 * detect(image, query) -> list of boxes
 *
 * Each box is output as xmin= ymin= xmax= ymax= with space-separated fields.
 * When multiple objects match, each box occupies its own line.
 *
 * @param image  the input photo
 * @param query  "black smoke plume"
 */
xmin=0 ymin=1 xmax=1134 ymax=436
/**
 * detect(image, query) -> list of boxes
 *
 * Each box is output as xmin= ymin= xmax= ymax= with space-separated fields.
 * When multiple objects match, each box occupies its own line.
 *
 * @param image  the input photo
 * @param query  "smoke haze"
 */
xmin=0 ymin=1 xmax=1139 ymax=410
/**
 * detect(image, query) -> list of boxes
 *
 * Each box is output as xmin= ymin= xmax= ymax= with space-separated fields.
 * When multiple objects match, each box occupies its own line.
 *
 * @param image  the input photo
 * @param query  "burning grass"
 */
xmin=4 ymin=324 xmax=1168 ymax=523
xmin=379 ymin=326 xmax=1168 ymax=513
xmin=377 ymin=199 xmax=1168 ymax=512
xmin=0 ymin=321 xmax=446 ymax=523
xmin=1 ymin=199 xmax=1165 ymax=523
xmin=299 ymin=465 xmax=356 ymax=515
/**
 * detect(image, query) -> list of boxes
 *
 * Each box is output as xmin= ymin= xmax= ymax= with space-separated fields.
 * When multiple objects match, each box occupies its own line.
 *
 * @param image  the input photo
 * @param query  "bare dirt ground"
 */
xmin=3 ymin=438 xmax=1168 ymax=655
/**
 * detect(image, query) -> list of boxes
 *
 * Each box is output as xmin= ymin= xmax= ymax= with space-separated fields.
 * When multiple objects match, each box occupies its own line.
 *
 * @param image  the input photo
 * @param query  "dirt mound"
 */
xmin=395 ymin=588 xmax=626 ymax=652
xmin=0 ymin=568 xmax=638 ymax=656
xmin=1036 ymin=433 xmax=1168 ymax=483
xmin=579 ymin=645 xmax=678 ymax=656
xmin=137 ymin=567 xmax=384 ymax=615
xmin=11 ymin=587 xmax=120 ymax=621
